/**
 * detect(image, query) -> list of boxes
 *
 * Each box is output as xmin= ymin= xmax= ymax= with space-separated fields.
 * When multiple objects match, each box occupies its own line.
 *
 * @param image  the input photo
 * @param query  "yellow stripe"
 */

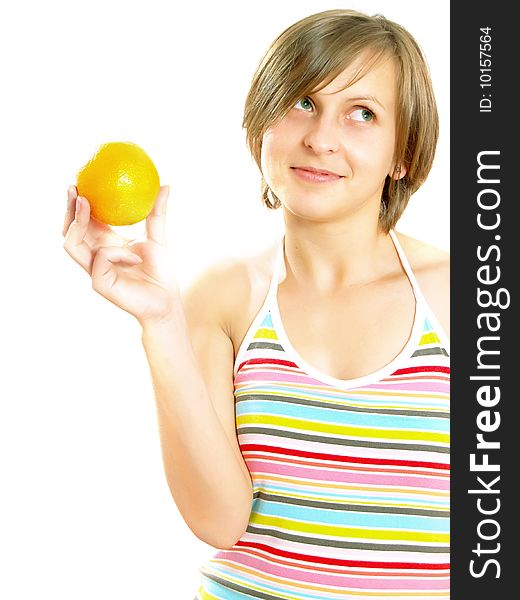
xmin=419 ymin=332 xmax=441 ymax=346
xmin=197 ymin=586 xmax=221 ymax=600
xmin=253 ymin=327 xmax=279 ymax=340
xmin=237 ymin=414 xmax=449 ymax=444
xmin=251 ymin=513 xmax=450 ymax=543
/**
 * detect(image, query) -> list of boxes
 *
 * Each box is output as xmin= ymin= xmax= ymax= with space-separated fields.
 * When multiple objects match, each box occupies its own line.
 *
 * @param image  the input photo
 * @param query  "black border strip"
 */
xmin=451 ymin=3 xmax=515 ymax=597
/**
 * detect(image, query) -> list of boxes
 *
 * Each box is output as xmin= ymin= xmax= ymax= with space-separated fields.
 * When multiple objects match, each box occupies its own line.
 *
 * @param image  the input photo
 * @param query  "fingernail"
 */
xmin=67 ymin=186 xmax=75 ymax=208
xmin=75 ymin=196 xmax=82 ymax=217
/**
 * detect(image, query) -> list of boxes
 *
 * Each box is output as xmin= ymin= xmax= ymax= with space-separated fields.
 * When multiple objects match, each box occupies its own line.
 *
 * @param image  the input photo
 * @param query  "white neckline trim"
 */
xmin=232 ymin=238 xmax=285 ymax=376
xmin=267 ymin=231 xmax=428 ymax=390
xmin=233 ymin=230 xmax=450 ymax=383
xmin=391 ymin=230 xmax=451 ymax=355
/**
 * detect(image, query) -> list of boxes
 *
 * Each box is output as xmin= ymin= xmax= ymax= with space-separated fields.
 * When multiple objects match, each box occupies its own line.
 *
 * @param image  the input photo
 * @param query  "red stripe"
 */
xmin=392 ymin=365 xmax=450 ymax=376
xmin=238 ymin=357 xmax=299 ymax=371
xmin=240 ymin=444 xmax=450 ymax=470
xmin=235 ymin=540 xmax=450 ymax=570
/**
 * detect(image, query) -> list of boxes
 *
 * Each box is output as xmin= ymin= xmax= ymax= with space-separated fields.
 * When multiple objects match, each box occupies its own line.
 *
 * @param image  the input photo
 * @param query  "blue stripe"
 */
xmin=260 ymin=312 xmax=274 ymax=328
xmin=254 ymin=499 xmax=449 ymax=532
xmin=236 ymin=399 xmax=449 ymax=432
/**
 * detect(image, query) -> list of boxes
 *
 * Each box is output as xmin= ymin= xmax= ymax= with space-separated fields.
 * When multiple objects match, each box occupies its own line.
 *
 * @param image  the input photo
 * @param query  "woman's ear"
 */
xmin=390 ymin=163 xmax=407 ymax=180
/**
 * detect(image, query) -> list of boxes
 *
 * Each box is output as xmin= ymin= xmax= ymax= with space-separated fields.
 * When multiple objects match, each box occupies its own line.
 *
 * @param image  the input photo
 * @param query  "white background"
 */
xmin=0 ymin=1 xmax=449 ymax=598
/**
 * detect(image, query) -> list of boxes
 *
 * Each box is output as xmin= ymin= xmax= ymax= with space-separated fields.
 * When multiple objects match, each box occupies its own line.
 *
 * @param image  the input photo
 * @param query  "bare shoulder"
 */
xmin=395 ymin=231 xmax=450 ymax=339
xmin=181 ymin=241 xmax=279 ymax=354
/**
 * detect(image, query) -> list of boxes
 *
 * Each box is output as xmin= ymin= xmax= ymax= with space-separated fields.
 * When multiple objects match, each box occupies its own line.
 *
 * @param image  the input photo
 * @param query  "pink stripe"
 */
xmin=236 ymin=370 xmax=327 ymax=386
xmin=212 ymin=551 xmax=449 ymax=590
xmin=246 ymin=460 xmax=449 ymax=490
xmin=237 ymin=370 xmax=450 ymax=395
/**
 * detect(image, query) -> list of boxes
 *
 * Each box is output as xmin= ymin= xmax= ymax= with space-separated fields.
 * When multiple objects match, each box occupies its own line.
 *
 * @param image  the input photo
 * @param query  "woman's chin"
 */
xmin=280 ymin=197 xmax=346 ymax=224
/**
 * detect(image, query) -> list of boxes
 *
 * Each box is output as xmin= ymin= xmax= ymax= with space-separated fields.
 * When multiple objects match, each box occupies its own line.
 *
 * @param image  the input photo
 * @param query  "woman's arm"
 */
xmin=141 ymin=268 xmax=253 ymax=550
xmin=63 ymin=185 xmax=253 ymax=550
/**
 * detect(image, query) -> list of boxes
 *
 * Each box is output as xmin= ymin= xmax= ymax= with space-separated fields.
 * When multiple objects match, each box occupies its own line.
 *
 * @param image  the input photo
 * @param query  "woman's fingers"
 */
xmin=63 ymin=185 xmax=118 ymax=246
xmin=63 ymin=184 xmax=165 ymax=279
xmin=63 ymin=195 xmax=95 ymax=274
xmin=90 ymin=246 xmax=143 ymax=295
xmin=62 ymin=185 xmax=78 ymax=237
xmin=145 ymin=185 xmax=169 ymax=245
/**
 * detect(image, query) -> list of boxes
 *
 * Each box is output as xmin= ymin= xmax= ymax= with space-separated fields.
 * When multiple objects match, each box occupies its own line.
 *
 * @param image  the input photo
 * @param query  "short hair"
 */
xmin=242 ymin=9 xmax=439 ymax=232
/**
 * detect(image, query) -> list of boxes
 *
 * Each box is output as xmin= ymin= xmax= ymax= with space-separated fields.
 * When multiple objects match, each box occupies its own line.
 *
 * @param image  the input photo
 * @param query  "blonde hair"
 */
xmin=243 ymin=9 xmax=439 ymax=232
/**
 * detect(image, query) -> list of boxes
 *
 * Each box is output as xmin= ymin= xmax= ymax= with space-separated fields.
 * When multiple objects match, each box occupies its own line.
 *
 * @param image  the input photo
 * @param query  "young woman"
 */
xmin=63 ymin=9 xmax=450 ymax=599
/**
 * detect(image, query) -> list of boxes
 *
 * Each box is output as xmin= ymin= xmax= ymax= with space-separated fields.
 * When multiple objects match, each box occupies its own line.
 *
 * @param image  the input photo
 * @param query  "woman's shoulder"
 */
xmin=395 ymin=231 xmax=449 ymax=271
xmin=181 ymin=240 xmax=280 ymax=350
xmin=395 ymin=231 xmax=450 ymax=339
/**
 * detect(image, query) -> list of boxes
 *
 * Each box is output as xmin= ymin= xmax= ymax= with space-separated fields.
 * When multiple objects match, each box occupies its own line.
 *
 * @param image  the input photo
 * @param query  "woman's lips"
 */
xmin=291 ymin=166 xmax=344 ymax=183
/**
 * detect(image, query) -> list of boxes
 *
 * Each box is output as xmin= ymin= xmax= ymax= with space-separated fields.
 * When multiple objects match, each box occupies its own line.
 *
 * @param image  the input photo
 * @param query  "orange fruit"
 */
xmin=76 ymin=141 xmax=160 ymax=226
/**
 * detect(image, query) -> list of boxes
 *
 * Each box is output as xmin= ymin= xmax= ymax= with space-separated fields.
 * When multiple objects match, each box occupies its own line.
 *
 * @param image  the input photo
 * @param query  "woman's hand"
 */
xmin=62 ymin=185 xmax=179 ymax=326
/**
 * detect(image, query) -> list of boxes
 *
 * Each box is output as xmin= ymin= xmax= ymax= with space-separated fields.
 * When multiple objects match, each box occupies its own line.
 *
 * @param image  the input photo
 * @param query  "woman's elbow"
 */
xmin=192 ymin=518 xmax=249 ymax=550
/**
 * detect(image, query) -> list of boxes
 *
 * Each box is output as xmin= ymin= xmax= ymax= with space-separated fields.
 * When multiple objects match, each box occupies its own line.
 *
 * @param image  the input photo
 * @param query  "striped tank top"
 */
xmin=197 ymin=230 xmax=450 ymax=599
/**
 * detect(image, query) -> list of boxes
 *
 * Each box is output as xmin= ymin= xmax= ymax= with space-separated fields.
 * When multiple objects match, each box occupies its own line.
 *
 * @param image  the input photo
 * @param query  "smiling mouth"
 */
xmin=291 ymin=166 xmax=344 ymax=183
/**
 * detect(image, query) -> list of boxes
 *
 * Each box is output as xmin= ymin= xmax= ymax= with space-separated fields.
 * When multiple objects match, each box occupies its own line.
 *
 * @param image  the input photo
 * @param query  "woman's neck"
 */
xmin=282 ymin=213 xmax=397 ymax=294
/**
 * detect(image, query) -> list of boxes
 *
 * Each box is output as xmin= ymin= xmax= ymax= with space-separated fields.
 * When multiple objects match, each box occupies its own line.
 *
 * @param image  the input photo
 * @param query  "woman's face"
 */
xmin=260 ymin=53 xmax=404 ymax=224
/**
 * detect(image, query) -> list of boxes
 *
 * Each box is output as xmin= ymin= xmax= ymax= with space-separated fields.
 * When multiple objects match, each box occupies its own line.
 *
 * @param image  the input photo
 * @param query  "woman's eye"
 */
xmin=349 ymin=108 xmax=375 ymax=122
xmin=294 ymin=97 xmax=313 ymax=111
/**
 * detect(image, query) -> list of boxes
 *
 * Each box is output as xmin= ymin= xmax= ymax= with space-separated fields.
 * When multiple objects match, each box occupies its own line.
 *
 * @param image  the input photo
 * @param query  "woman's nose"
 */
xmin=303 ymin=115 xmax=341 ymax=154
